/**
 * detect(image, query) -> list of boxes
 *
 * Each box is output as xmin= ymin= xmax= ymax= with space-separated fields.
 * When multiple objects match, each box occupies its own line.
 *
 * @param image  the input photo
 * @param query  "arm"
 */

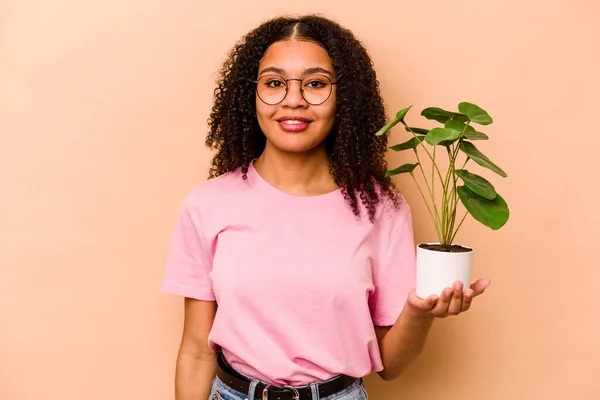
xmin=374 ymin=305 xmax=434 ymax=381
xmin=175 ymin=298 xmax=218 ymax=400
xmin=375 ymin=279 xmax=490 ymax=381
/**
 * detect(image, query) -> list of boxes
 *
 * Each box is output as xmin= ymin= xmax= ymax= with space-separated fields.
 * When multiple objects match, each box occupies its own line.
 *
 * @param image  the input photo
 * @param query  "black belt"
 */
xmin=215 ymin=352 xmax=359 ymax=400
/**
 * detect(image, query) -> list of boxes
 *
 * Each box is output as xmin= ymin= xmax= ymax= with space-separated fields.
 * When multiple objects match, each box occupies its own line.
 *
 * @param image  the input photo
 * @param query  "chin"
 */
xmin=268 ymin=136 xmax=326 ymax=154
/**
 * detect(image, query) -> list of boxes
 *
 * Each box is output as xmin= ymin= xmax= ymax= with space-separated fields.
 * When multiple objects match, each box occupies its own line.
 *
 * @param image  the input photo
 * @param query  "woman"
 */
xmin=161 ymin=14 xmax=490 ymax=400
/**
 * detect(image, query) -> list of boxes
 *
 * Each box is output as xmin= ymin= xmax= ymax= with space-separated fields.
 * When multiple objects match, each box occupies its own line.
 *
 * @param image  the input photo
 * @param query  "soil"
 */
xmin=419 ymin=243 xmax=472 ymax=253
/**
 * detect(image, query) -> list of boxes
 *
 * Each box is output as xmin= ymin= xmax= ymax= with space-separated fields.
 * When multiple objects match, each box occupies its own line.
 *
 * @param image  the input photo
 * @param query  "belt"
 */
xmin=215 ymin=353 xmax=359 ymax=400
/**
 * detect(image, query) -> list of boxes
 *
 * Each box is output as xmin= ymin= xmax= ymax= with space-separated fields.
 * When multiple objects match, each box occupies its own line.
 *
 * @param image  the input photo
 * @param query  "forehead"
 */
xmin=259 ymin=40 xmax=333 ymax=73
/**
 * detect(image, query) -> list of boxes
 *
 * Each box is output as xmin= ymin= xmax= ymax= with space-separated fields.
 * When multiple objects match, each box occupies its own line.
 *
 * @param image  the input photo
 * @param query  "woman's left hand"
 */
xmin=406 ymin=279 xmax=491 ymax=318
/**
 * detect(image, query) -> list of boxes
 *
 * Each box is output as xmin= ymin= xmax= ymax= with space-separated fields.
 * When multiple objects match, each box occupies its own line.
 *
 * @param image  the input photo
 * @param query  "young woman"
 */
xmin=161 ymin=14 xmax=490 ymax=400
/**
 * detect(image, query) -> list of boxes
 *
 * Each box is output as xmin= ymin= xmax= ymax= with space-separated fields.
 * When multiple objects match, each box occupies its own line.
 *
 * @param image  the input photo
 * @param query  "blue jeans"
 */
xmin=209 ymin=374 xmax=368 ymax=400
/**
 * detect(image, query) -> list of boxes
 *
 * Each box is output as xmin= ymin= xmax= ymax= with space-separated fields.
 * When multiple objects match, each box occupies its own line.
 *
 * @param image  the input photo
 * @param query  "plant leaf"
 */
xmin=422 ymin=107 xmax=468 ymax=124
xmin=375 ymin=115 xmax=402 ymax=136
xmin=455 ymin=169 xmax=497 ymax=200
xmin=444 ymin=119 xmax=488 ymax=140
xmin=459 ymin=141 xmax=507 ymax=177
xmin=458 ymin=102 xmax=493 ymax=125
xmin=444 ymin=119 xmax=469 ymax=133
xmin=405 ymin=127 xmax=429 ymax=135
xmin=425 ymin=127 xmax=462 ymax=145
xmin=464 ymin=130 xmax=489 ymax=140
xmin=422 ymin=107 xmax=451 ymax=123
xmin=396 ymin=105 xmax=412 ymax=121
xmin=457 ymin=186 xmax=509 ymax=230
xmin=389 ymin=137 xmax=425 ymax=152
xmin=451 ymin=114 xmax=469 ymax=122
xmin=386 ymin=163 xmax=419 ymax=177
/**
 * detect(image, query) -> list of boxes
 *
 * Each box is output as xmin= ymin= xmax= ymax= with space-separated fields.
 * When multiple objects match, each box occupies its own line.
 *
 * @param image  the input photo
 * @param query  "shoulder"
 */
xmin=183 ymin=167 xmax=248 ymax=211
xmin=367 ymin=182 xmax=412 ymax=227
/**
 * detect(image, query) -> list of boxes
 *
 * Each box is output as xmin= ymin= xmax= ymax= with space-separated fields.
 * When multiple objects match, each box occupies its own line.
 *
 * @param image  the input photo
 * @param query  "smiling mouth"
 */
xmin=278 ymin=118 xmax=311 ymax=132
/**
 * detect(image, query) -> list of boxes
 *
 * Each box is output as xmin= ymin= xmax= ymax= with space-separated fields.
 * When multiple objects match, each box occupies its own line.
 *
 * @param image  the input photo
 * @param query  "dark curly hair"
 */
xmin=205 ymin=14 xmax=399 ymax=222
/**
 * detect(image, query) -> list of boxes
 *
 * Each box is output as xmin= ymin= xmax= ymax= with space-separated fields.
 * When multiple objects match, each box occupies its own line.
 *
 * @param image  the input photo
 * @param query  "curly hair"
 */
xmin=205 ymin=14 xmax=399 ymax=222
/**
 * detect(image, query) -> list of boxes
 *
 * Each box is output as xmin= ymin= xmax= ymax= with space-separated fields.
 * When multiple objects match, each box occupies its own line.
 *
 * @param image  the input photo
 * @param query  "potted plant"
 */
xmin=375 ymin=102 xmax=509 ymax=298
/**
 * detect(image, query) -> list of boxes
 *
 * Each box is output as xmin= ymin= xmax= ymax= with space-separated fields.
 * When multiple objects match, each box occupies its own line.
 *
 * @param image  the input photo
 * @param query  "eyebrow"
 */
xmin=258 ymin=66 xmax=334 ymax=77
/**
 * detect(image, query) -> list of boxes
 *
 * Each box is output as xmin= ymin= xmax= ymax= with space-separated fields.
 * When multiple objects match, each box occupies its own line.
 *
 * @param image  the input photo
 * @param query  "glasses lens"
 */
xmin=256 ymin=75 xmax=334 ymax=105
xmin=257 ymin=75 xmax=287 ymax=105
xmin=301 ymin=75 xmax=332 ymax=105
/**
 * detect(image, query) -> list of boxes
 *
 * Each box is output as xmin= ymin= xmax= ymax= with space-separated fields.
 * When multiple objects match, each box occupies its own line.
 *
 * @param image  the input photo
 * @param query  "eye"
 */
xmin=304 ymin=77 xmax=329 ymax=89
xmin=263 ymin=77 xmax=286 ymax=88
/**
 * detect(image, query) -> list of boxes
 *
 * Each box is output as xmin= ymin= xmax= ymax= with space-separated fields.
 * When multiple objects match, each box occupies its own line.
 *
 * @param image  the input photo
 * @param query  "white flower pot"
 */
xmin=415 ymin=243 xmax=473 ymax=298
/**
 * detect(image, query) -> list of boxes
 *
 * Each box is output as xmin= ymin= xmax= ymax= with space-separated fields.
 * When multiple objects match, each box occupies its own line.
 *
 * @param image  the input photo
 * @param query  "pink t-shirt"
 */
xmin=160 ymin=161 xmax=415 ymax=386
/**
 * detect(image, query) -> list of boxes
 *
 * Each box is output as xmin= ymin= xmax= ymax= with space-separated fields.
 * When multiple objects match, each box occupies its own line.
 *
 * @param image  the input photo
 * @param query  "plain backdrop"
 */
xmin=1 ymin=0 xmax=598 ymax=399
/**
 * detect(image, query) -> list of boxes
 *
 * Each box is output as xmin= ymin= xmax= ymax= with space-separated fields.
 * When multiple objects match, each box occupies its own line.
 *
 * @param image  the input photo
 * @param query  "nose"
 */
xmin=281 ymin=79 xmax=307 ymax=107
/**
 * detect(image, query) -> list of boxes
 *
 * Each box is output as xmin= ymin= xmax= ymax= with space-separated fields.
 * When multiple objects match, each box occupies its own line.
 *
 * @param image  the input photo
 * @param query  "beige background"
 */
xmin=1 ymin=0 xmax=598 ymax=399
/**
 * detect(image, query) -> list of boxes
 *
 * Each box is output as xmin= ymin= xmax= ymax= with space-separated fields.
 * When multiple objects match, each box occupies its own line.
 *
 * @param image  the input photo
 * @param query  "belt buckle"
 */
xmin=283 ymin=386 xmax=300 ymax=400
xmin=262 ymin=385 xmax=300 ymax=400
xmin=262 ymin=385 xmax=271 ymax=400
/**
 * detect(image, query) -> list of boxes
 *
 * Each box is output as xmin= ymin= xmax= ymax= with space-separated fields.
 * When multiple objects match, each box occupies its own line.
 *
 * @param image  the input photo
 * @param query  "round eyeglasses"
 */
xmin=255 ymin=75 xmax=339 ymax=106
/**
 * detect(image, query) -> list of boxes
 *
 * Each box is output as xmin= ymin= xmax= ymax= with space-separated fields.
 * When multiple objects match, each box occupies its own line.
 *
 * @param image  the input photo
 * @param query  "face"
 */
xmin=255 ymin=39 xmax=337 ymax=155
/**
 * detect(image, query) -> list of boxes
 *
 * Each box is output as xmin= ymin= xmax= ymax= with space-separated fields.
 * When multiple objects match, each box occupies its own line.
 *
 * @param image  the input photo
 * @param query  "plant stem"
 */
xmin=461 ymin=157 xmax=470 ymax=169
xmin=405 ymin=125 xmax=447 ymax=243
xmin=450 ymin=155 xmax=471 ymax=241
xmin=441 ymin=120 xmax=472 ymax=244
xmin=450 ymin=211 xmax=469 ymax=244
xmin=409 ymin=172 xmax=442 ymax=240
xmin=413 ymin=148 xmax=442 ymax=234
xmin=441 ymin=145 xmax=456 ymax=243
xmin=443 ymin=145 xmax=455 ymax=199
xmin=403 ymin=124 xmax=445 ymax=188
xmin=447 ymin=161 xmax=459 ymax=243
xmin=446 ymin=140 xmax=464 ymax=243
xmin=431 ymin=146 xmax=436 ymax=216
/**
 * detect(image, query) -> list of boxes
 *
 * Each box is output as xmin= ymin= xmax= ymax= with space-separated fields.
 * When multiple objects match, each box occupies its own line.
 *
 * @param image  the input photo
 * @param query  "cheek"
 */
xmin=324 ymin=92 xmax=337 ymax=123
xmin=255 ymin=100 xmax=273 ymax=122
xmin=320 ymin=103 xmax=337 ymax=129
xmin=255 ymin=102 xmax=280 ymax=137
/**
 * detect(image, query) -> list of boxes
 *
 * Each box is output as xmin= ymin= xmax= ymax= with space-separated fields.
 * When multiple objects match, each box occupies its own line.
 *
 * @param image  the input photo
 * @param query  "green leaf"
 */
xmin=444 ymin=120 xmax=488 ymax=140
xmin=421 ymin=107 xmax=451 ymax=123
xmin=452 ymin=114 xmax=469 ymax=122
xmin=457 ymin=186 xmax=509 ymax=230
xmin=455 ymin=169 xmax=497 ymax=200
xmin=405 ymin=127 xmax=429 ymax=135
xmin=464 ymin=130 xmax=489 ymax=140
xmin=386 ymin=163 xmax=419 ymax=177
xmin=396 ymin=105 xmax=413 ymax=121
xmin=459 ymin=141 xmax=507 ymax=177
xmin=424 ymin=127 xmax=462 ymax=145
xmin=421 ymin=107 xmax=468 ymax=124
xmin=444 ymin=119 xmax=469 ymax=133
xmin=375 ymin=115 xmax=402 ymax=136
xmin=389 ymin=137 xmax=425 ymax=152
xmin=458 ymin=102 xmax=493 ymax=125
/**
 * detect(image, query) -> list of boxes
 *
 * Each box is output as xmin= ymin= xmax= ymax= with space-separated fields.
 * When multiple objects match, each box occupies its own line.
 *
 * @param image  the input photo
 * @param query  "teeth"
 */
xmin=282 ymin=120 xmax=306 ymax=124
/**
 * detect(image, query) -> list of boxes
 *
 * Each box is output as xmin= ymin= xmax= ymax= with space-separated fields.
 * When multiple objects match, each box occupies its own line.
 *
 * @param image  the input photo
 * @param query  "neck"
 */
xmin=253 ymin=144 xmax=338 ymax=196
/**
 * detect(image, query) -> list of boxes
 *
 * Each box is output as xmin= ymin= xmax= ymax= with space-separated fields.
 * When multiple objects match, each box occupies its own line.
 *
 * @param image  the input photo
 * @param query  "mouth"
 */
xmin=277 ymin=117 xmax=311 ymax=132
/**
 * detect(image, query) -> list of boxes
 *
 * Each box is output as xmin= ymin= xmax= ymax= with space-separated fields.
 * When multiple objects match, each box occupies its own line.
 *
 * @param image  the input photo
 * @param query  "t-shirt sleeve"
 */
xmin=369 ymin=205 xmax=416 ymax=326
xmin=160 ymin=192 xmax=216 ymax=301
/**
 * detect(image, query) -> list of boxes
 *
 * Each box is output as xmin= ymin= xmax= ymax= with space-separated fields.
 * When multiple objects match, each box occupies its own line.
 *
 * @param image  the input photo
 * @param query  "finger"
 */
xmin=462 ymin=289 xmax=474 ymax=312
xmin=446 ymin=281 xmax=464 ymax=315
xmin=431 ymin=287 xmax=453 ymax=317
xmin=424 ymin=294 xmax=439 ymax=310
xmin=470 ymin=278 xmax=491 ymax=297
xmin=407 ymin=290 xmax=438 ymax=311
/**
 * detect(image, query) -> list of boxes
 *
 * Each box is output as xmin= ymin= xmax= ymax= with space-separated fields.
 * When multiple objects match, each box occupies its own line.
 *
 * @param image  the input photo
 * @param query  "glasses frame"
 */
xmin=253 ymin=74 xmax=340 ymax=106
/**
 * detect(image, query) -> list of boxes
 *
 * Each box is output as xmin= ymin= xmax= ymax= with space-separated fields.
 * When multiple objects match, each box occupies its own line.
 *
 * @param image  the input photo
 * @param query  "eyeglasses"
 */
xmin=254 ymin=74 xmax=339 ymax=106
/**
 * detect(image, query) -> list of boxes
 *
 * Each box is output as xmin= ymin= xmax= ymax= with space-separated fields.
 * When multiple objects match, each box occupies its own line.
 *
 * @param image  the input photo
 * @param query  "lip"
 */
xmin=277 ymin=116 xmax=311 ymax=132
xmin=277 ymin=116 xmax=311 ymax=123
